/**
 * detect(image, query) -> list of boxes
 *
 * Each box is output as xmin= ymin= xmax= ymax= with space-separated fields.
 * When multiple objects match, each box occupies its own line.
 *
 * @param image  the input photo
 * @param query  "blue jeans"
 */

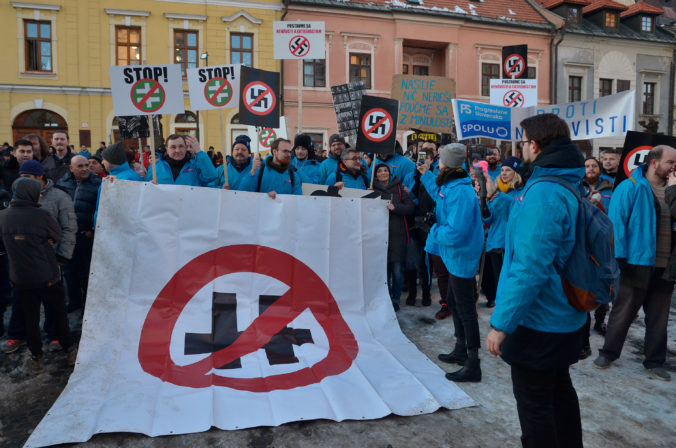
xmin=387 ymin=262 xmax=403 ymax=305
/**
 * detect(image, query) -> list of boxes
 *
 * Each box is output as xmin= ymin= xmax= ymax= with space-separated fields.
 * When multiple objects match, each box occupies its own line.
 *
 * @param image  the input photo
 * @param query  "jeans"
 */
xmin=480 ymin=249 xmax=503 ymax=303
xmin=511 ymin=364 xmax=583 ymax=448
xmin=446 ymin=274 xmax=480 ymax=350
xmin=387 ymin=262 xmax=404 ymax=305
xmin=600 ymin=268 xmax=674 ymax=368
xmin=18 ymin=282 xmax=72 ymax=358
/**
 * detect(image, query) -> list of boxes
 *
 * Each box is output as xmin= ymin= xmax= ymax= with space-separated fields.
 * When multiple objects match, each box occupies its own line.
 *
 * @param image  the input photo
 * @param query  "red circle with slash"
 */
xmin=361 ymin=108 xmax=393 ymax=143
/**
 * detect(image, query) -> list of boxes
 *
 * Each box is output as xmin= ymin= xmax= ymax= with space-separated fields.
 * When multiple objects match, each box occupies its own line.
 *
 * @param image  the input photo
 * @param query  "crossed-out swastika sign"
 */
xmin=356 ymin=95 xmax=399 ymax=154
xmin=289 ymin=35 xmax=310 ymax=57
xmin=130 ymin=79 xmax=166 ymax=113
xmin=623 ymin=145 xmax=651 ymax=178
xmin=503 ymin=90 xmax=525 ymax=108
xmin=504 ymin=54 xmax=525 ymax=79
xmin=243 ymin=81 xmax=277 ymax=116
xmin=204 ymin=77 xmax=233 ymax=107
xmin=362 ymin=108 xmax=393 ymax=143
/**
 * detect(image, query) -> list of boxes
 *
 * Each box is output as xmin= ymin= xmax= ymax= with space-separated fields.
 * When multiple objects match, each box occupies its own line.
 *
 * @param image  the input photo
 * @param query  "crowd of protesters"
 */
xmin=0 ymin=117 xmax=674 ymax=446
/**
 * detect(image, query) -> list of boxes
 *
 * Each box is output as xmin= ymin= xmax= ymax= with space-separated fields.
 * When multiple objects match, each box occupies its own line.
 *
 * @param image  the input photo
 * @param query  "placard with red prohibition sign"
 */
xmin=489 ymin=79 xmax=537 ymax=108
xmin=503 ymin=54 xmax=525 ymax=79
xmin=109 ymin=64 xmax=184 ymax=116
xmin=361 ymin=108 xmax=393 ymax=143
xmin=273 ymin=21 xmax=325 ymax=60
xmin=243 ymin=81 xmax=277 ymax=116
xmin=259 ymin=128 xmax=277 ymax=148
xmin=623 ymin=146 xmax=651 ymax=177
xmin=503 ymin=90 xmax=525 ymax=108
xmin=614 ymin=131 xmax=676 ymax=188
xmin=246 ymin=116 xmax=288 ymax=149
xmin=187 ymin=64 xmax=241 ymax=111
xmin=356 ymin=95 xmax=399 ymax=154
xmin=138 ymin=244 xmax=359 ymax=391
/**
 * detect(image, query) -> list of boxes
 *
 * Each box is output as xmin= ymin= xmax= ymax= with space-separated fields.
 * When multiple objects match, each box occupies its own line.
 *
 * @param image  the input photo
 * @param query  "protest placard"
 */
xmin=273 ymin=21 xmax=325 ymax=59
xmin=238 ymin=66 xmax=280 ymax=128
xmin=356 ymin=95 xmax=399 ymax=154
xmin=117 ymin=116 xmax=149 ymax=140
xmin=490 ymin=79 xmax=537 ymax=108
xmin=187 ymin=64 xmax=241 ymax=111
xmin=331 ymin=82 xmax=366 ymax=140
xmin=247 ymin=116 xmax=288 ymax=152
xmin=502 ymin=45 xmax=528 ymax=79
xmin=109 ymin=65 xmax=184 ymax=116
xmin=615 ymin=131 xmax=676 ymax=188
xmin=391 ymin=75 xmax=455 ymax=133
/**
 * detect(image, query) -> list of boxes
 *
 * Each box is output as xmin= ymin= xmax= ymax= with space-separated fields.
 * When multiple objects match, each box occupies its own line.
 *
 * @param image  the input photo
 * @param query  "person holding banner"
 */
xmin=216 ymin=135 xmax=260 ymax=190
xmin=145 ymin=135 xmax=217 ymax=187
xmin=372 ymin=164 xmax=415 ymax=312
xmin=291 ymin=134 xmax=321 ymax=184
xmin=325 ymin=148 xmax=369 ymax=190
xmin=318 ymin=134 xmax=346 ymax=184
xmin=101 ymin=143 xmax=143 ymax=182
xmin=418 ymin=143 xmax=484 ymax=382
xmin=241 ymin=138 xmax=302 ymax=198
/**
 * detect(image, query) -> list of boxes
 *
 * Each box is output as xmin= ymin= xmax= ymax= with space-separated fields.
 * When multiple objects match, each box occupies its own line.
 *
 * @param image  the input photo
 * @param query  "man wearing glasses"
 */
xmin=325 ymin=148 xmax=369 ymax=190
xmin=242 ymin=138 xmax=302 ymax=198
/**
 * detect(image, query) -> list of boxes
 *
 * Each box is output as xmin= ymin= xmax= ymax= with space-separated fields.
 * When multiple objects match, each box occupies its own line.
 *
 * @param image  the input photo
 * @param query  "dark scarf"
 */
xmin=231 ymin=157 xmax=250 ymax=173
xmin=520 ymin=137 xmax=585 ymax=183
xmin=166 ymin=154 xmax=191 ymax=181
xmin=266 ymin=157 xmax=289 ymax=174
xmin=436 ymin=168 xmax=468 ymax=186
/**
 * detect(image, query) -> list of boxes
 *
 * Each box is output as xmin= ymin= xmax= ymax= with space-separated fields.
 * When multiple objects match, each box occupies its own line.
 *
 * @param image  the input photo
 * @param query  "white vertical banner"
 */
xmin=24 ymin=180 xmax=474 ymax=447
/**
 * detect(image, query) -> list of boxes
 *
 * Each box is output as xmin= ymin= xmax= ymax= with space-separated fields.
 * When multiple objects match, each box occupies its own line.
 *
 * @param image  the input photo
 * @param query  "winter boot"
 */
xmin=445 ymin=349 xmax=481 ymax=382
xmin=438 ymin=340 xmax=468 ymax=365
xmin=26 ymin=355 xmax=45 ymax=375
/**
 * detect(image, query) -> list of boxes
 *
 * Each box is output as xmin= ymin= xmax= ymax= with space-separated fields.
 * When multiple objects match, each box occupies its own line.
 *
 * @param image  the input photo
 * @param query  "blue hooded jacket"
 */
xmin=421 ymin=171 xmax=483 ymax=279
xmin=292 ymin=157 xmax=321 ymax=184
xmin=608 ymin=164 xmax=656 ymax=266
xmin=318 ymin=155 xmax=341 ymax=184
xmin=145 ymin=151 xmax=217 ymax=187
xmin=217 ymin=157 xmax=253 ymax=190
xmin=109 ymin=161 xmax=143 ymax=181
xmin=378 ymin=153 xmax=415 ymax=185
xmin=241 ymin=156 xmax=302 ymax=195
xmin=483 ymin=189 xmax=520 ymax=252
xmin=490 ymin=164 xmax=587 ymax=334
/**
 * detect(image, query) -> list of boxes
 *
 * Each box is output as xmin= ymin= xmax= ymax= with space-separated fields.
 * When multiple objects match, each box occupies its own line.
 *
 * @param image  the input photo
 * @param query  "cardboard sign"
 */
xmin=502 ymin=45 xmax=528 ymax=79
xmin=356 ymin=95 xmax=399 ymax=154
xmin=238 ymin=66 xmax=280 ymax=128
xmin=615 ymin=131 xmax=676 ymax=188
xmin=332 ymin=82 xmax=366 ymax=141
xmin=109 ymin=65 xmax=184 ymax=116
xmin=391 ymin=75 xmax=455 ymax=133
xmin=273 ymin=21 xmax=325 ymax=59
xmin=187 ymin=64 xmax=241 ymax=111
xmin=490 ymin=79 xmax=537 ymax=108
xmin=247 ymin=116 xmax=288 ymax=151
xmin=117 ymin=116 xmax=149 ymax=139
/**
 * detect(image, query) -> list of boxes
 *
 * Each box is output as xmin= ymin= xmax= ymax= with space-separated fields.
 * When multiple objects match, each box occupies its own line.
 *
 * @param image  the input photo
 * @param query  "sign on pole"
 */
xmin=356 ymin=95 xmax=399 ymax=154
xmin=331 ymin=82 xmax=366 ymax=141
xmin=502 ymin=45 xmax=528 ymax=79
xmin=273 ymin=22 xmax=325 ymax=59
xmin=187 ymin=64 xmax=241 ymax=111
xmin=615 ymin=131 xmax=676 ymax=188
xmin=238 ymin=67 xmax=280 ymax=128
xmin=117 ymin=116 xmax=150 ymax=140
xmin=490 ymin=79 xmax=537 ymax=108
xmin=390 ymin=75 xmax=455 ymax=133
xmin=109 ymin=65 xmax=184 ymax=116
xmin=247 ymin=116 xmax=288 ymax=152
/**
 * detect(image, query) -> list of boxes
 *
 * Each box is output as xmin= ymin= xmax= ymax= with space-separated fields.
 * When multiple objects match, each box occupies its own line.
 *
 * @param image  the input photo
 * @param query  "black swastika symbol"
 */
xmin=250 ymin=88 xmax=269 ymax=109
xmin=291 ymin=38 xmax=308 ymax=54
xmin=184 ymin=292 xmax=314 ymax=369
xmin=368 ymin=114 xmax=386 ymax=135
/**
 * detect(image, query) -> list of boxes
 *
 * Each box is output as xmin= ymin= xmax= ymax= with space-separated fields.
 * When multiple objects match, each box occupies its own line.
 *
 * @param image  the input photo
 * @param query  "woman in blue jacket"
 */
xmin=419 ymin=143 xmax=484 ymax=382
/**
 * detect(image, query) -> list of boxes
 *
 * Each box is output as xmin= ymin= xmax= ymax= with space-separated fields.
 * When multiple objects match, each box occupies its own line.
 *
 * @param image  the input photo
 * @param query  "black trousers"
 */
xmin=511 ymin=364 xmax=583 ymax=448
xmin=480 ymin=249 xmax=503 ymax=303
xmin=18 ymin=282 xmax=72 ymax=358
xmin=63 ymin=233 xmax=94 ymax=309
xmin=430 ymin=254 xmax=449 ymax=304
xmin=446 ymin=274 xmax=480 ymax=350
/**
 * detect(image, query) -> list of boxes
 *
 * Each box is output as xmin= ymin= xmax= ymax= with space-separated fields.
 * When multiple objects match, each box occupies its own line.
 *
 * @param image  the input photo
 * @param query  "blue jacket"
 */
xmin=325 ymin=165 xmax=369 ymax=190
xmin=421 ymin=171 xmax=483 ymax=279
xmin=404 ymin=159 xmax=440 ymax=205
xmin=145 ymin=152 xmax=217 ymax=187
xmin=608 ymin=165 xmax=656 ymax=266
xmin=292 ymin=158 xmax=321 ymax=184
xmin=379 ymin=153 xmax=415 ymax=185
xmin=56 ymin=172 xmax=102 ymax=232
xmin=487 ymin=165 xmax=501 ymax=181
xmin=490 ymin=165 xmax=587 ymax=334
xmin=318 ymin=155 xmax=341 ymax=184
xmin=217 ymin=158 xmax=253 ymax=190
xmin=110 ymin=162 xmax=144 ymax=181
xmin=242 ymin=157 xmax=302 ymax=195
xmin=483 ymin=189 xmax=520 ymax=252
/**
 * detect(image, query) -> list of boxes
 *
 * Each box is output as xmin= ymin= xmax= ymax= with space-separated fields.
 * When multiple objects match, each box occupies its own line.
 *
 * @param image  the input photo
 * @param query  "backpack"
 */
xmin=335 ymin=166 xmax=369 ymax=188
xmin=523 ymin=176 xmax=620 ymax=312
xmin=256 ymin=164 xmax=296 ymax=193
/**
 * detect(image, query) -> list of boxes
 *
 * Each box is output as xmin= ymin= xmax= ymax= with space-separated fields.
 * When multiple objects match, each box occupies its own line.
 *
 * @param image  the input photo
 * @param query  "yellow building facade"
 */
xmin=1 ymin=0 xmax=282 ymax=153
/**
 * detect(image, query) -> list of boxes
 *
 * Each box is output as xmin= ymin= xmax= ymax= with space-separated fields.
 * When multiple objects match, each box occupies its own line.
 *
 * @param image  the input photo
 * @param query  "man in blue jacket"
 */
xmin=318 ymin=134 xmax=346 ymax=184
xmin=145 ymin=135 xmax=217 ymax=187
xmin=291 ymin=133 xmax=320 ymax=184
xmin=242 ymin=138 xmax=302 ymax=198
xmin=486 ymin=113 xmax=587 ymax=447
xmin=325 ymin=148 xmax=369 ymax=190
xmin=217 ymin=135 xmax=261 ymax=190
xmin=101 ymin=143 xmax=143 ymax=181
xmin=594 ymin=145 xmax=676 ymax=381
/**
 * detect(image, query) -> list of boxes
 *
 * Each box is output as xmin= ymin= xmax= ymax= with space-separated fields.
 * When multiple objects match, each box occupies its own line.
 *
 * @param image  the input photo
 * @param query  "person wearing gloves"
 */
xmin=418 ymin=143 xmax=484 ymax=382
xmin=217 ymin=135 xmax=261 ymax=190
xmin=101 ymin=143 xmax=143 ymax=181
xmin=145 ymin=135 xmax=217 ymax=187
xmin=325 ymin=147 xmax=370 ymax=190
xmin=291 ymin=134 xmax=320 ymax=184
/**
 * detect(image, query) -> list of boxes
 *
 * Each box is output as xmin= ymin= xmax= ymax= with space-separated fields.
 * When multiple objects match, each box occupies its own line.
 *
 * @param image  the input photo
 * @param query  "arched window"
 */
xmin=12 ymin=109 xmax=67 ymax=143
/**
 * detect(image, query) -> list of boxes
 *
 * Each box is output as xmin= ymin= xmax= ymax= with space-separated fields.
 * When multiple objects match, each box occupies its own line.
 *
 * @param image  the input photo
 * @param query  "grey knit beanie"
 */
xmin=102 ymin=142 xmax=127 ymax=166
xmin=439 ymin=143 xmax=466 ymax=169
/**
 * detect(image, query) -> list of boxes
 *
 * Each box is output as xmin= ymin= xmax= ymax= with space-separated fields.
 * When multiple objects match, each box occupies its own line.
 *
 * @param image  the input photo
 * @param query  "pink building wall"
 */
xmin=283 ymin=7 xmax=553 ymax=152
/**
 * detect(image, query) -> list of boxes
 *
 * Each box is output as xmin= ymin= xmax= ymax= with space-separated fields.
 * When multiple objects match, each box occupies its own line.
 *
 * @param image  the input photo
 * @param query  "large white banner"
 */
xmin=109 ymin=64 xmax=184 ymax=116
xmin=453 ymin=90 xmax=635 ymax=141
xmin=187 ymin=64 xmax=241 ymax=111
xmin=25 ymin=180 xmax=474 ymax=447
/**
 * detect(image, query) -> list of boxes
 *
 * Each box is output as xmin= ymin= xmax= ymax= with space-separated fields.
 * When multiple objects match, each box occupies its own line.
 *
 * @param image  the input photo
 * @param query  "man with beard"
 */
xmin=291 ymin=134 xmax=320 ymax=184
xmin=325 ymin=148 xmax=369 ymax=190
xmin=42 ymin=131 xmax=74 ymax=181
xmin=242 ymin=138 xmax=302 ymax=198
xmin=594 ymin=145 xmax=676 ymax=382
xmin=318 ymin=134 xmax=346 ymax=184
xmin=485 ymin=147 xmax=502 ymax=181
xmin=217 ymin=135 xmax=261 ymax=190
xmin=145 ymin=135 xmax=217 ymax=187
xmin=1 ymin=139 xmax=34 ymax=191
xmin=600 ymin=148 xmax=621 ymax=182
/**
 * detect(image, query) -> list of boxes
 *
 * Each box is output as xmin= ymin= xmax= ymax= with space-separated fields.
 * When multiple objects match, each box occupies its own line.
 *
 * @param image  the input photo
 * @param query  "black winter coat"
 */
xmin=374 ymin=177 xmax=415 ymax=263
xmin=56 ymin=172 xmax=102 ymax=232
xmin=42 ymin=151 xmax=73 ymax=182
xmin=0 ymin=157 xmax=20 ymax=192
